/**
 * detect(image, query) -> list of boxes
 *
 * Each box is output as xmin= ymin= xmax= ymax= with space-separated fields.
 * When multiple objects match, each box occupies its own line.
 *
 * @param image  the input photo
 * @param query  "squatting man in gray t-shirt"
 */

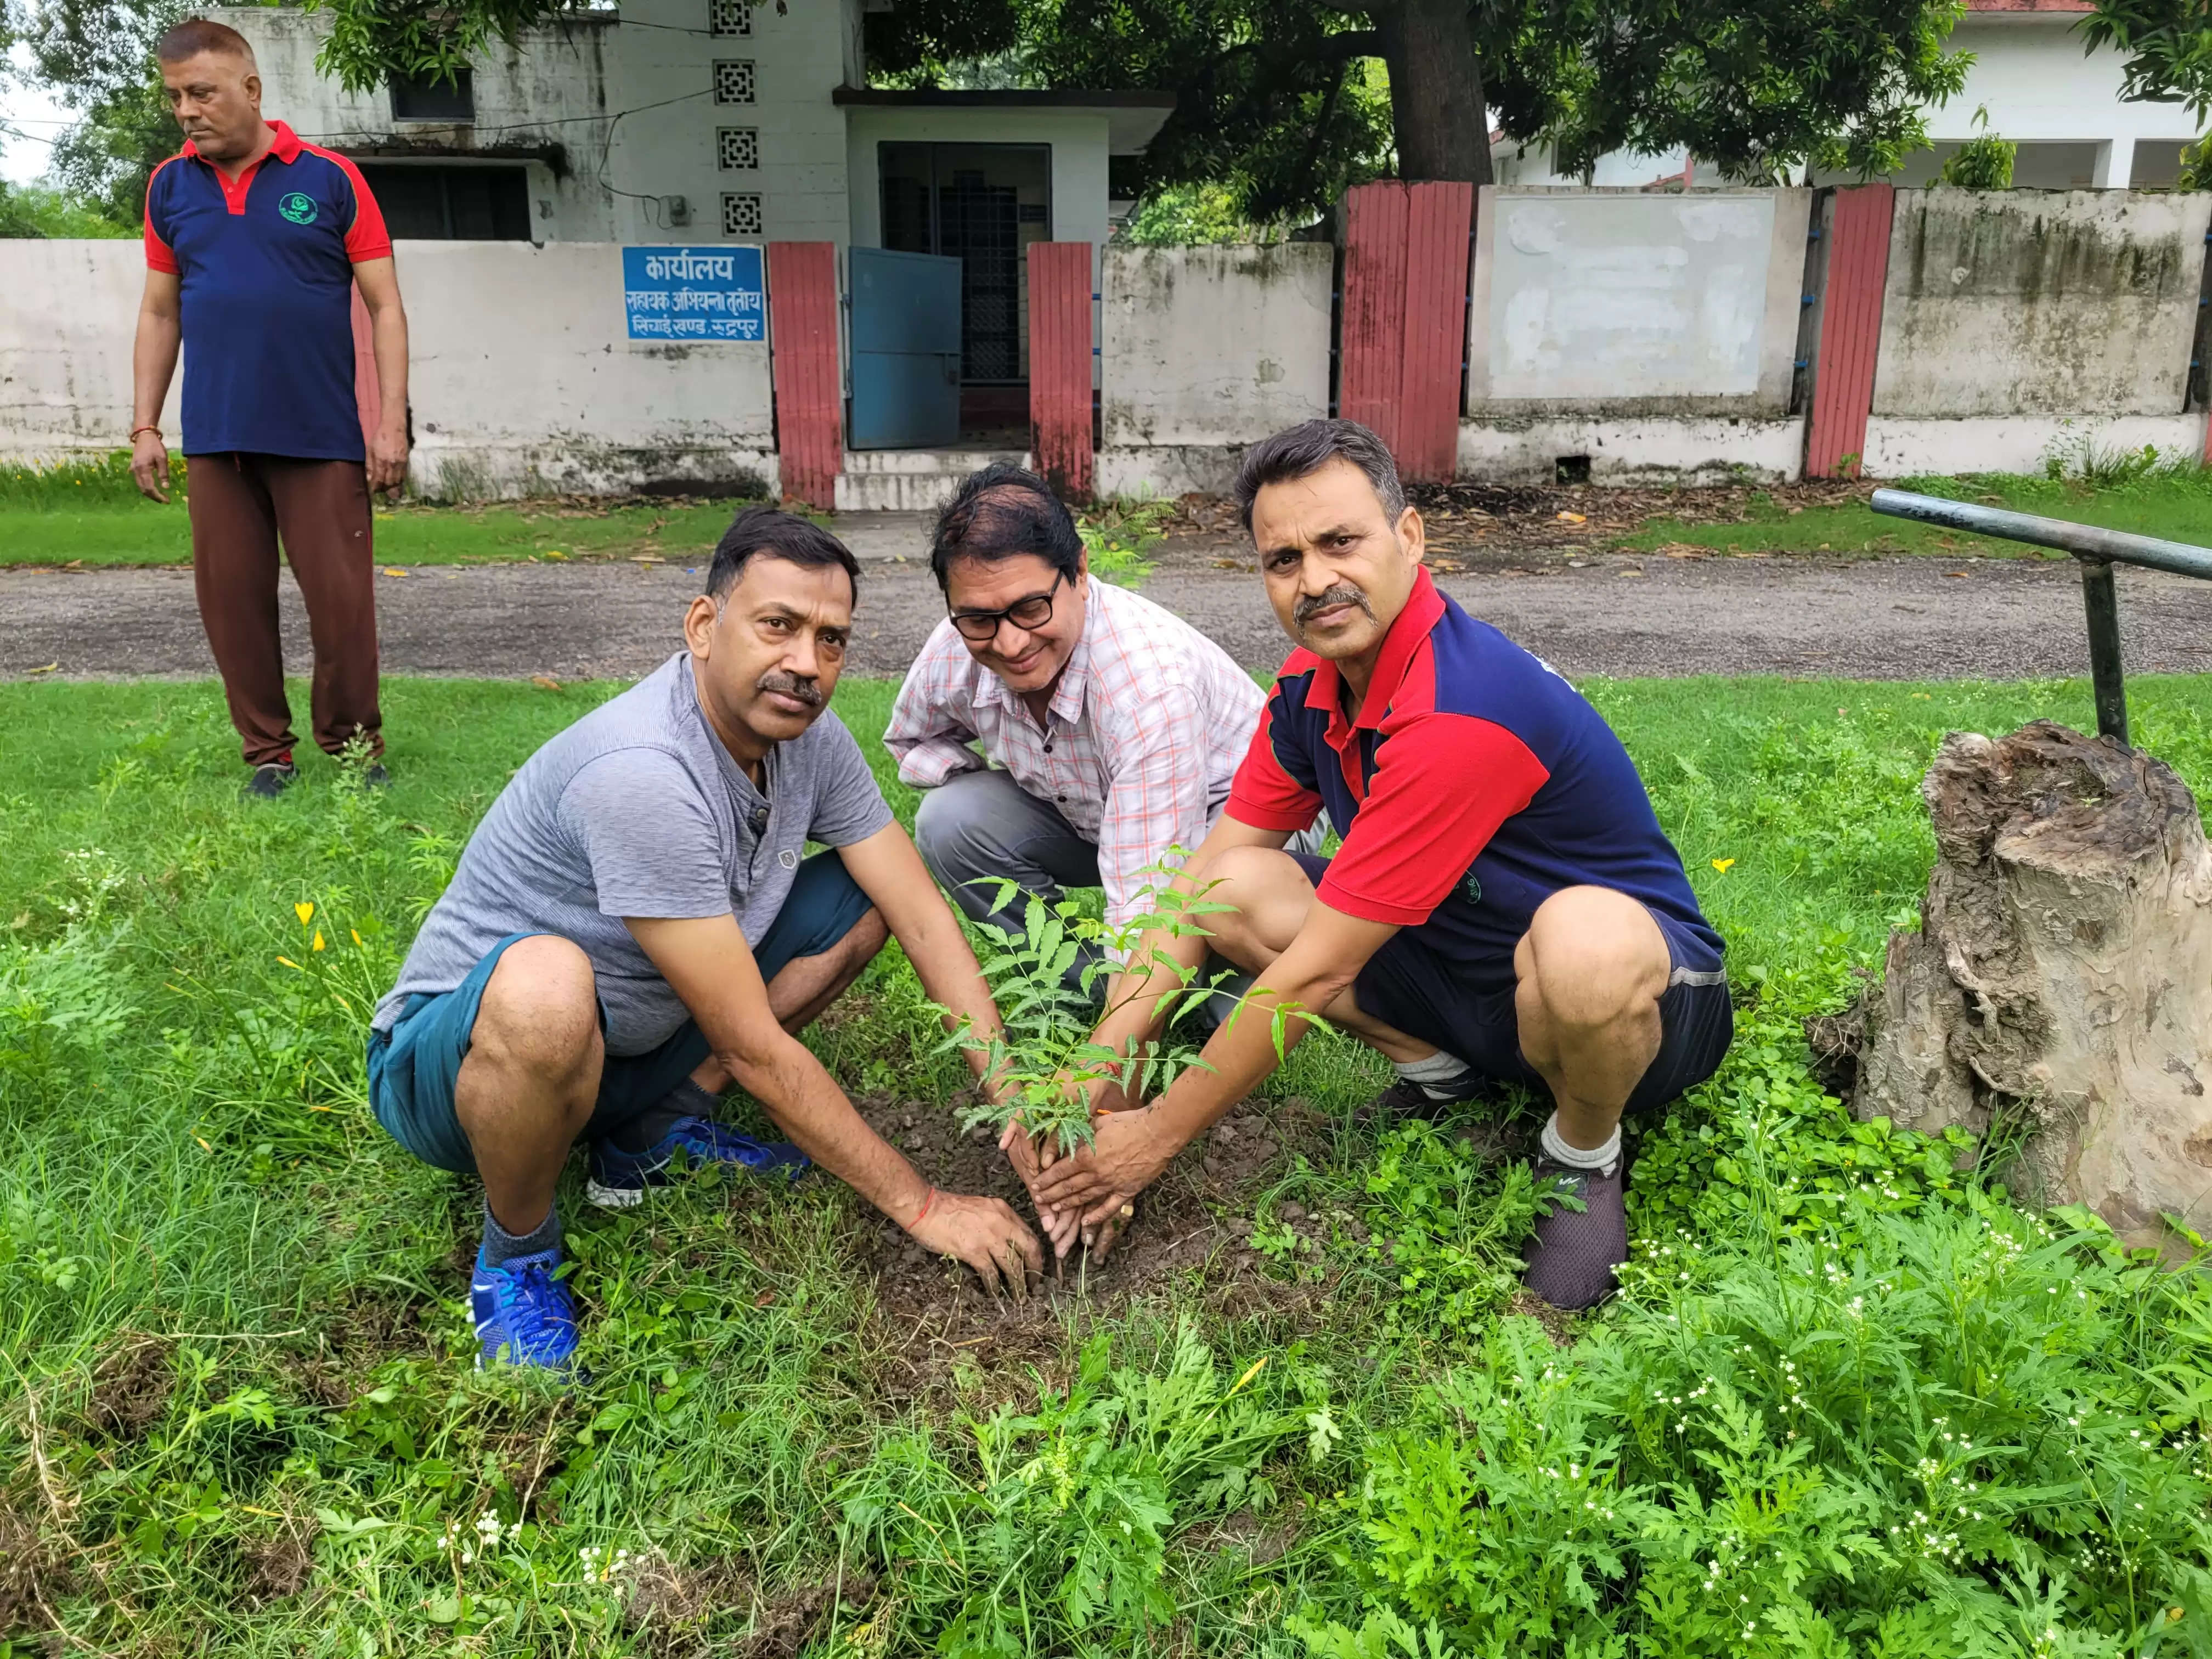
xmin=368 ymin=507 xmax=1043 ymax=1370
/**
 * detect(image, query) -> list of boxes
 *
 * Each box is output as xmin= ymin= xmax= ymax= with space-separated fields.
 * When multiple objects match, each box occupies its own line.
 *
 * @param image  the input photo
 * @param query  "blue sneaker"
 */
xmin=584 ymin=1116 xmax=811 ymax=1209
xmin=471 ymin=1245 xmax=580 ymax=1371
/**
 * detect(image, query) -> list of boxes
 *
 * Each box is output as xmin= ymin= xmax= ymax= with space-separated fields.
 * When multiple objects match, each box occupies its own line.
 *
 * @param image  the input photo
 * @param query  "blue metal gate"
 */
xmin=848 ymin=245 xmax=962 ymax=450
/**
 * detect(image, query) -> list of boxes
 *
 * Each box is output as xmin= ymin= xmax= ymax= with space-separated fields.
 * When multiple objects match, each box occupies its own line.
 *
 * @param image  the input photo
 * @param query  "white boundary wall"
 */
xmin=0 ymin=240 xmax=175 ymax=458
xmin=0 ymin=239 xmax=777 ymax=499
xmin=399 ymin=241 xmax=775 ymax=498
xmin=1461 ymin=187 xmax=1812 ymax=482
xmin=1099 ymin=242 xmax=1333 ymax=496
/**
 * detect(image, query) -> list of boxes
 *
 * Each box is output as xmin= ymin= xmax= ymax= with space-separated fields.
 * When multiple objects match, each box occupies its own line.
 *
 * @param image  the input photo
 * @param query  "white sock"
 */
xmin=1393 ymin=1049 xmax=1474 ymax=1101
xmin=1540 ymin=1112 xmax=1621 ymax=1173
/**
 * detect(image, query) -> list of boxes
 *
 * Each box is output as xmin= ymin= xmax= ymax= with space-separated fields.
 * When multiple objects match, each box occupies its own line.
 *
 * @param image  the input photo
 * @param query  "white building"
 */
xmin=218 ymin=1 xmax=1169 ymax=439
xmin=1492 ymin=0 xmax=2200 ymax=190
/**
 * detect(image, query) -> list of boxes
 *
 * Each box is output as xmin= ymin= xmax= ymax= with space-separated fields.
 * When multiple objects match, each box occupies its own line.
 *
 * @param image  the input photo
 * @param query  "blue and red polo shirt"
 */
xmin=1227 ymin=567 xmax=1722 ymax=985
xmin=144 ymin=121 xmax=391 ymax=462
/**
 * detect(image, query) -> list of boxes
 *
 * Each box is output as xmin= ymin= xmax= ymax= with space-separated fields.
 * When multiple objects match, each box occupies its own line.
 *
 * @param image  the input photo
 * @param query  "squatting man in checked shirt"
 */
xmin=885 ymin=463 xmax=1299 ymax=1017
xmin=367 ymin=509 xmax=1043 ymax=1370
xmin=1024 ymin=420 xmax=1736 ymax=1308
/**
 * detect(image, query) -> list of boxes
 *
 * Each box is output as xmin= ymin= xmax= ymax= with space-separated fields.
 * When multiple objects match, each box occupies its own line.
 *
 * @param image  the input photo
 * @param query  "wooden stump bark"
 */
xmin=1852 ymin=720 xmax=2212 ymax=1245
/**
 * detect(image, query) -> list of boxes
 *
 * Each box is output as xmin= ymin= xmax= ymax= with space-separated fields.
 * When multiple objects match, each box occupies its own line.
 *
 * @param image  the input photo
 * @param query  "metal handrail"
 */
xmin=1869 ymin=487 xmax=2212 ymax=747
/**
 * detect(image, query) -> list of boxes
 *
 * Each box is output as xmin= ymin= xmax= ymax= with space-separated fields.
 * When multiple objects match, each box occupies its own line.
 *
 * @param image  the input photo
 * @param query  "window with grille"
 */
xmin=721 ymin=193 xmax=763 ymax=237
xmin=712 ymin=60 xmax=755 ymax=104
xmin=709 ymin=0 xmax=751 ymax=34
xmin=390 ymin=68 xmax=474 ymax=122
xmin=716 ymin=127 xmax=759 ymax=171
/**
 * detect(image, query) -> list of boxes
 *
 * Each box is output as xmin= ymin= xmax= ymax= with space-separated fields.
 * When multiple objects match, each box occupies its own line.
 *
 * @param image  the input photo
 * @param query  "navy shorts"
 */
xmin=1287 ymin=853 xmax=1733 ymax=1116
xmin=367 ymin=851 xmax=875 ymax=1174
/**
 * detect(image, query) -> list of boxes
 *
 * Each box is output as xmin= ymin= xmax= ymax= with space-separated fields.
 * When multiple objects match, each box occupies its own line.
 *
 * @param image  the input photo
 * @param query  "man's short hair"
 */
xmin=706 ymin=505 xmax=861 ymax=604
xmin=156 ymin=18 xmax=256 ymax=65
xmin=1232 ymin=418 xmax=1407 ymax=534
xmin=929 ymin=462 xmax=1084 ymax=592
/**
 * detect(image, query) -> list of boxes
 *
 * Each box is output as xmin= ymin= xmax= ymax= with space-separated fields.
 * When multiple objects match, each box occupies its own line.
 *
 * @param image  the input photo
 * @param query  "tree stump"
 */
xmin=1852 ymin=720 xmax=2212 ymax=1246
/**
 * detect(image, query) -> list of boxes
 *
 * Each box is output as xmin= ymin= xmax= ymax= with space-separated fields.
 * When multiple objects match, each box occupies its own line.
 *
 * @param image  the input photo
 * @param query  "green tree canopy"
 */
xmin=3 ymin=0 xmax=180 ymax=227
xmin=312 ymin=0 xmax=1970 ymax=221
xmin=15 ymin=0 xmax=1979 ymax=230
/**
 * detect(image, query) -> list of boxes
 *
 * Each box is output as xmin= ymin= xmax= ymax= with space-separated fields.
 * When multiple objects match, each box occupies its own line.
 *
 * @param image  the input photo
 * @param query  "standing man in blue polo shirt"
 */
xmin=129 ymin=16 xmax=411 ymax=797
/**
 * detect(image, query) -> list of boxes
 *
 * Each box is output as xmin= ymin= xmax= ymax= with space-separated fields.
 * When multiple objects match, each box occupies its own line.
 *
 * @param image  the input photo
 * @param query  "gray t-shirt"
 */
xmin=373 ymin=652 xmax=894 ymax=1054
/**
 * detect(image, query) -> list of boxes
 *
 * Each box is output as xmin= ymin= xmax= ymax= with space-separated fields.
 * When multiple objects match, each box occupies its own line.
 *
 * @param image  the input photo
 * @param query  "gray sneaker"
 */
xmin=1523 ymin=1152 xmax=1627 ymax=1311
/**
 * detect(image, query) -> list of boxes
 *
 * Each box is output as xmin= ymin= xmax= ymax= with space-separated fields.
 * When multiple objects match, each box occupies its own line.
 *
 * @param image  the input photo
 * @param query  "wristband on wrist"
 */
xmin=129 ymin=425 xmax=162 ymax=442
xmin=910 ymin=1186 xmax=938 ymax=1229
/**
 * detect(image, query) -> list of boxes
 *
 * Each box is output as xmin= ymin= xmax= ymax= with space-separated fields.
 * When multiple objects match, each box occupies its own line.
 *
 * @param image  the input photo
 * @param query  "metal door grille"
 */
xmin=938 ymin=170 xmax=1019 ymax=380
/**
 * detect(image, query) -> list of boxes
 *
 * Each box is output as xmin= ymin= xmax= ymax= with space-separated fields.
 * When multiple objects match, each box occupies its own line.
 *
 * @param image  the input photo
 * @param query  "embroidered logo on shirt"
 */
xmin=778 ymin=848 xmax=798 ymax=870
xmin=279 ymin=192 xmax=318 ymax=225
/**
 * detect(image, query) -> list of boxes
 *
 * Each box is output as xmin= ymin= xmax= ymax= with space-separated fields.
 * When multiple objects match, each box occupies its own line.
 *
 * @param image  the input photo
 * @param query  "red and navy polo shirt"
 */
xmin=1227 ymin=566 xmax=1722 ymax=984
xmin=144 ymin=121 xmax=392 ymax=462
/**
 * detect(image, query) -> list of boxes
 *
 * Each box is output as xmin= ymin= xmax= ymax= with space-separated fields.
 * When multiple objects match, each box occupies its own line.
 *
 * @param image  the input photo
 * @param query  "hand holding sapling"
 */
xmin=932 ymin=861 xmax=1241 ymax=1250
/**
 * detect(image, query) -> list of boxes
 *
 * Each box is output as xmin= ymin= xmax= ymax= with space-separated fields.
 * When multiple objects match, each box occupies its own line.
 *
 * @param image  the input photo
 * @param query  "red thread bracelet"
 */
xmin=130 ymin=425 xmax=162 ymax=442
xmin=911 ymin=1187 xmax=938 ymax=1228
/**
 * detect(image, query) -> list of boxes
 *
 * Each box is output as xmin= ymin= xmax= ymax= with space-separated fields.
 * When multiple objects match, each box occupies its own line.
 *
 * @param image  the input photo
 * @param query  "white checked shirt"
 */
xmin=885 ymin=576 xmax=1266 ymax=927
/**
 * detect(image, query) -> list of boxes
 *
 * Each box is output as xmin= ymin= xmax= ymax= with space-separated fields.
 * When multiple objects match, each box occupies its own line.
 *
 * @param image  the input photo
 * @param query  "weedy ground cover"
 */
xmin=2 ymin=673 xmax=2210 ymax=1655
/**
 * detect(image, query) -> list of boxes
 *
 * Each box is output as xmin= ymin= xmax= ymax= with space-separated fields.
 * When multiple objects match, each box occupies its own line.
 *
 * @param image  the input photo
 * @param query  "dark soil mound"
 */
xmin=85 ymin=1340 xmax=175 ymax=1442
xmin=853 ymin=1091 xmax=1342 ymax=1392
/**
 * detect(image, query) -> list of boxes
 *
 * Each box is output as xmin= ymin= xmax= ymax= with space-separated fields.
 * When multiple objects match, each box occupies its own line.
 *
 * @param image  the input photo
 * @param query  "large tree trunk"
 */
xmin=1850 ymin=721 xmax=2212 ymax=1248
xmin=1375 ymin=0 xmax=1492 ymax=184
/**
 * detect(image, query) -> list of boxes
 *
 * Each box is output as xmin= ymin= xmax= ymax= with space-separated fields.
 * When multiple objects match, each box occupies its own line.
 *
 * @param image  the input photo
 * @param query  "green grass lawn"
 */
xmin=18 ymin=449 xmax=2212 ymax=569
xmin=0 ymin=482 xmax=743 ymax=569
xmin=1607 ymin=470 xmax=2212 ymax=561
xmin=3 ymin=672 xmax=2211 ymax=1655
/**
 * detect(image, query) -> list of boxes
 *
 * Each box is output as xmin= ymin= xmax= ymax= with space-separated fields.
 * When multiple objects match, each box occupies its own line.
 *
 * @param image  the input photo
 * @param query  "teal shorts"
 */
xmin=368 ymin=851 xmax=874 ymax=1174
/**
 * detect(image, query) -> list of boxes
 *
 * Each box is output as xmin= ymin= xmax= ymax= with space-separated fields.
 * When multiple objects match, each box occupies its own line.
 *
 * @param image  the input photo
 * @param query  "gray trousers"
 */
xmin=913 ymin=767 xmax=1318 ymax=1019
xmin=914 ymin=769 xmax=1114 ymax=994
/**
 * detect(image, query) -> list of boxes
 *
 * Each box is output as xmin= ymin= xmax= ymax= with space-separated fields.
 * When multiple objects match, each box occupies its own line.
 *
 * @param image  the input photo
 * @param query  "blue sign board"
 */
xmin=622 ymin=245 xmax=765 ymax=342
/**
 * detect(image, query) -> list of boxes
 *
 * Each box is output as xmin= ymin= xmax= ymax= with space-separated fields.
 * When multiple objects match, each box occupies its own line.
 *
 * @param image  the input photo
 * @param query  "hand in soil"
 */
xmin=1030 ymin=1107 xmax=1175 ymax=1223
xmin=997 ymin=1124 xmax=1079 ymax=1259
xmin=1081 ymin=1199 xmax=1136 ymax=1262
xmin=905 ymin=1190 xmax=1043 ymax=1298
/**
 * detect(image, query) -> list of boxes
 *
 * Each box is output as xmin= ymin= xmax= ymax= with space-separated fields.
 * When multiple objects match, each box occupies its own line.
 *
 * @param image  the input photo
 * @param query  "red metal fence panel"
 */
xmin=768 ymin=241 xmax=842 ymax=509
xmin=1340 ymin=179 xmax=1474 ymax=484
xmin=1028 ymin=241 xmax=1094 ymax=500
xmin=1804 ymin=184 xmax=1895 ymax=480
xmin=1398 ymin=180 xmax=1475 ymax=484
xmin=1340 ymin=182 xmax=1410 ymax=456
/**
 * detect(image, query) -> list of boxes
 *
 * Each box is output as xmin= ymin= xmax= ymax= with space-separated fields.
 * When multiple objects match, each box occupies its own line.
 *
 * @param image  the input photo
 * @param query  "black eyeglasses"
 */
xmin=947 ymin=569 xmax=1068 ymax=642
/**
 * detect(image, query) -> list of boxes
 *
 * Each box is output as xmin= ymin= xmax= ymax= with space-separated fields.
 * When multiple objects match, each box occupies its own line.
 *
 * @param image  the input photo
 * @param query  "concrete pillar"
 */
xmin=2096 ymin=138 xmax=2136 ymax=188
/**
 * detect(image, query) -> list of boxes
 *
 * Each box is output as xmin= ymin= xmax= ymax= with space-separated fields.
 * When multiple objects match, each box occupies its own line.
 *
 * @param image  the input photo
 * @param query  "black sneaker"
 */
xmin=1523 ymin=1152 xmax=1628 ymax=1311
xmin=1361 ymin=1071 xmax=1494 ymax=1123
xmin=244 ymin=762 xmax=298 ymax=799
xmin=362 ymin=762 xmax=390 ymax=788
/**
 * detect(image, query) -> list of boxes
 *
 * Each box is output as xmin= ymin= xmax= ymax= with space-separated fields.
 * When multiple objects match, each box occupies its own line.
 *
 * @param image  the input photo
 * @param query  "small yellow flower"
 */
xmin=276 ymin=955 xmax=301 ymax=969
xmin=1711 ymin=858 xmax=1736 ymax=873
xmin=351 ymin=929 xmax=365 ymax=947
xmin=295 ymin=901 xmax=315 ymax=925
xmin=312 ymin=930 xmax=326 ymax=952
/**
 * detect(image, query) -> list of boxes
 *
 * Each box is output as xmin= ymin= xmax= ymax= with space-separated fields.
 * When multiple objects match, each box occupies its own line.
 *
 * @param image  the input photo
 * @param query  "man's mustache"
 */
xmin=755 ymin=671 xmax=823 ymax=707
xmin=1294 ymin=584 xmax=1374 ymax=629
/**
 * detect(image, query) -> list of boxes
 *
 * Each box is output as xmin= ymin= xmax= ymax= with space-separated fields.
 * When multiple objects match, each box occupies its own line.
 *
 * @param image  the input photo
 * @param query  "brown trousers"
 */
xmin=187 ymin=453 xmax=383 ymax=768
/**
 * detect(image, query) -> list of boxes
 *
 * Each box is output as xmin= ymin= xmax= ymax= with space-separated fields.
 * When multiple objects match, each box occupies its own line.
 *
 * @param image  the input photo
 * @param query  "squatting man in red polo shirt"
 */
xmin=130 ymin=17 xmax=410 ymax=798
xmin=1029 ymin=419 xmax=1734 ymax=1308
